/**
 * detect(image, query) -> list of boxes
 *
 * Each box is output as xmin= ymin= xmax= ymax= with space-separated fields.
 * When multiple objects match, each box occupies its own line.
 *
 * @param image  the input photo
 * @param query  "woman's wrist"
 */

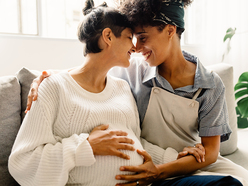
xmin=155 ymin=164 xmax=168 ymax=180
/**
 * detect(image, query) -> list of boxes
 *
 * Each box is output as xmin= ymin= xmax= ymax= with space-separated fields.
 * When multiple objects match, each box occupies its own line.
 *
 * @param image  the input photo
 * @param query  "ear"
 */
xmin=167 ymin=25 xmax=177 ymax=39
xmin=102 ymin=28 xmax=114 ymax=46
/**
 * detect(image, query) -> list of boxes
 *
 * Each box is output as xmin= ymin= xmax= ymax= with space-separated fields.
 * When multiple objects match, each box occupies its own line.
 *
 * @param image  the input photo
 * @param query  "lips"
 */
xmin=143 ymin=51 xmax=151 ymax=60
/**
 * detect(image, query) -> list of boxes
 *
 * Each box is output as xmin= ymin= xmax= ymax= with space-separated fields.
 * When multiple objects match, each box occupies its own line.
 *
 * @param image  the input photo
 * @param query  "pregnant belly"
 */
xmin=68 ymin=132 xmax=144 ymax=185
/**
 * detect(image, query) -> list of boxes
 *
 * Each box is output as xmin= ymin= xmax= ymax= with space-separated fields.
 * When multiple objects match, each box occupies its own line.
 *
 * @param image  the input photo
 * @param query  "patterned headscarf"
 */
xmin=153 ymin=0 xmax=185 ymax=29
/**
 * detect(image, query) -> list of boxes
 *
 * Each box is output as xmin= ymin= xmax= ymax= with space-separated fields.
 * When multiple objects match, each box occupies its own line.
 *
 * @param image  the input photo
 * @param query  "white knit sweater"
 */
xmin=9 ymin=71 xmax=178 ymax=186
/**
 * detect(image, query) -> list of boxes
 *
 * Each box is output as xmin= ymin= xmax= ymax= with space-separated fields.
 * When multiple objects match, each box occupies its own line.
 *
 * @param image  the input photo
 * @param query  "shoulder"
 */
xmin=108 ymin=75 xmax=130 ymax=89
xmin=38 ymin=72 xmax=69 ymax=100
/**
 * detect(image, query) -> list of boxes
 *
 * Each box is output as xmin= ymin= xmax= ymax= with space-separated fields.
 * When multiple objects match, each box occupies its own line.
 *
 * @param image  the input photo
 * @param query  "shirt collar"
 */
xmin=142 ymin=51 xmax=215 ymax=90
xmin=142 ymin=65 xmax=156 ymax=84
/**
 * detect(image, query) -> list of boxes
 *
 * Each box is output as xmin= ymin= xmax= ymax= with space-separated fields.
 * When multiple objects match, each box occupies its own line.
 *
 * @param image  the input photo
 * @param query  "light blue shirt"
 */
xmin=109 ymin=51 xmax=231 ymax=142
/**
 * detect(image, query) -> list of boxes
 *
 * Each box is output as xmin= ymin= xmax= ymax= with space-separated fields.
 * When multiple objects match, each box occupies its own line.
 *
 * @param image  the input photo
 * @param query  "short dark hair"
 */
xmin=78 ymin=1 xmax=132 ymax=56
xmin=119 ymin=0 xmax=192 ymax=39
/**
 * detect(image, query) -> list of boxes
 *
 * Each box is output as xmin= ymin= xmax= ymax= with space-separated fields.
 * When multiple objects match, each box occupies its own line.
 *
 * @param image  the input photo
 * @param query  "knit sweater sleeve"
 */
xmin=140 ymin=138 xmax=179 ymax=165
xmin=8 ymin=77 xmax=95 ymax=186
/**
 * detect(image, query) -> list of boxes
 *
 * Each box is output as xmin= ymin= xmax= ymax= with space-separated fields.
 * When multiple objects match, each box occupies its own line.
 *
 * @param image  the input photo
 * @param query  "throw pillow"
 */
xmin=16 ymin=67 xmax=40 ymax=121
xmin=0 ymin=76 xmax=21 ymax=185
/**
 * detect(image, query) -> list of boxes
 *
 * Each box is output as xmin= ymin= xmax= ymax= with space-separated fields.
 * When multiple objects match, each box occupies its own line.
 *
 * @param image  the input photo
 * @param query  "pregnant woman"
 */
xmin=8 ymin=2 xmax=144 ymax=185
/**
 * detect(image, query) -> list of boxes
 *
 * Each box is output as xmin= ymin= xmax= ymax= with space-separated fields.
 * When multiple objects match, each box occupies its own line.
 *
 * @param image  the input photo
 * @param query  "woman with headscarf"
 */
xmin=111 ymin=0 xmax=248 ymax=185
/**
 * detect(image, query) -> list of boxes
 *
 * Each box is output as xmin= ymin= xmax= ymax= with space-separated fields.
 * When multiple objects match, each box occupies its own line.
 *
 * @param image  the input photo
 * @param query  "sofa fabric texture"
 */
xmin=0 ymin=76 xmax=21 ymax=186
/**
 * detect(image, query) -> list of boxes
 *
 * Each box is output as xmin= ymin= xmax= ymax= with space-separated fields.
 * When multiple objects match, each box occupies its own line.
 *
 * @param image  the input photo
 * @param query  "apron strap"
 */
xmin=152 ymin=78 xmax=157 ymax=87
xmin=192 ymin=88 xmax=202 ymax=100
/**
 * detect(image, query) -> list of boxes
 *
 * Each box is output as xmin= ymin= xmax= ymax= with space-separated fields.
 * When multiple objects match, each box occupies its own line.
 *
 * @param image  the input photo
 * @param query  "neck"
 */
xmin=158 ymin=46 xmax=187 ymax=79
xmin=69 ymin=53 xmax=113 ymax=93
xmin=158 ymin=42 xmax=196 ymax=89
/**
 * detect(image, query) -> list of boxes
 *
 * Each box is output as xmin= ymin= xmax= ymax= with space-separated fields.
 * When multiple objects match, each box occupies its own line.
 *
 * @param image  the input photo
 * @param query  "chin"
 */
xmin=122 ymin=63 xmax=130 ymax=68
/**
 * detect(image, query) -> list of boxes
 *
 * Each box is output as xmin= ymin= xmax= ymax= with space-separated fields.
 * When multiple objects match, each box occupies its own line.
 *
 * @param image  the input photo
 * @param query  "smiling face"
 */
xmin=134 ymin=25 xmax=173 ymax=66
xmin=113 ymin=28 xmax=135 ymax=67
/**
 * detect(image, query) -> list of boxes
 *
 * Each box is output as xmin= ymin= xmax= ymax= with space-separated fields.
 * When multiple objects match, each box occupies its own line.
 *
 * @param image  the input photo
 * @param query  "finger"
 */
xmin=116 ymin=172 xmax=146 ymax=182
xmin=112 ymin=130 xmax=128 ymax=137
xmin=117 ymin=136 xmax=134 ymax=145
xmin=193 ymin=145 xmax=205 ymax=162
xmin=119 ymin=165 xmax=142 ymax=172
xmin=25 ymin=84 xmax=38 ymax=112
xmin=195 ymin=143 xmax=205 ymax=155
xmin=136 ymin=149 xmax=151 ymax=161
xmin=118 ymin=143 xmax=135 ymax=151
xmin=112 ymin=150 xmax=131 ymax=160
xmin=91 ymin=124 xmax=109 ymax=132
xmin=177 ymin=151 xmax=188 ymax=159
xmin=116 ymin=181 xmax=139 ymax=186
xmin=187 ymin=148 xmax=204 ymax=163
xmin=116 ymin=181 xmax=137 ymax=186
xmin=42 ymin=70 xmax=51 ymax=78
xmin=191 ymin=149 xmax=202 ymax=163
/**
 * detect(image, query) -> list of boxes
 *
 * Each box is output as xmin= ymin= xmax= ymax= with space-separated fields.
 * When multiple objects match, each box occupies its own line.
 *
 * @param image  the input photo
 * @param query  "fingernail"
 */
xmin=120 ymin=167 xmax=125 ymax=171
xmin=116 ymin=176 xmax=121 ymax=180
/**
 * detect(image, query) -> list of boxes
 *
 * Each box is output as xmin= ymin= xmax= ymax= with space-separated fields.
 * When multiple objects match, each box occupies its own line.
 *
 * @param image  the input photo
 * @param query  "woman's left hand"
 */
xmin=177 ymin=143 xmax=205 ymax=163
xmin=115 ymin=149 xmax=160 ymax=186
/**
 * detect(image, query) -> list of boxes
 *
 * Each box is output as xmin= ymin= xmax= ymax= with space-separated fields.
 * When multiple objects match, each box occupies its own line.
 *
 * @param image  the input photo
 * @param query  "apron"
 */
xmin=141 ymin=78 xmax=202 ymax=152
xmin=141 ymin=78 xmax=248 ymax=185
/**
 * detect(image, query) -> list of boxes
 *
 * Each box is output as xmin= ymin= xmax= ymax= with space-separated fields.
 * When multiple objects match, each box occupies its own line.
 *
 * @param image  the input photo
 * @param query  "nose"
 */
xmin=135 ymin=40 xmax=143 ymax=53
xmin=130 ymin=44 xmax=136 ymax=53
xmin=131 ymin=46 xmax=136 ymax=53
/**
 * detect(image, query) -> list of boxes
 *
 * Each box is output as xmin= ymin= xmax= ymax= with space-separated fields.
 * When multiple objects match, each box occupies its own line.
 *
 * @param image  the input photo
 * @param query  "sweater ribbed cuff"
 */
xmin=162 ymin=147 xmax=179 ymax=164
xmin=75 ymin=133 xmax=96 ymax=167
xmin=141 ymin=138 xmax=178 ymax=165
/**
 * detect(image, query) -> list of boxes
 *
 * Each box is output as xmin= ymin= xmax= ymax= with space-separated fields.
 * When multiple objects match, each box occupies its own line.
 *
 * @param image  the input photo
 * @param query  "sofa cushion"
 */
xmin=16 ymin=67 xmax=40 ymax=121
xmin=0 ymin=76 xmax=21 ymax=185
xmin=207 ymin=63 xmax=238 ymax=155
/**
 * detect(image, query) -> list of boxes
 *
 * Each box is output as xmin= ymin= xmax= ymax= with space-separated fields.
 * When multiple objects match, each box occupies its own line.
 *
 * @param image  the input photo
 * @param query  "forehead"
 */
xmin=134 ymin=26 xmax=155 ymax=36
xmin=121 ymin=28 xmax=133 ymax=35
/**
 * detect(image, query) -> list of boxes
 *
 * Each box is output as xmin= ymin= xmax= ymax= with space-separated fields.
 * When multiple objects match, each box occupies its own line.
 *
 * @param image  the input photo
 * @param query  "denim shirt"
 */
xmin=109 ymin=51 xmax=231 ymax=142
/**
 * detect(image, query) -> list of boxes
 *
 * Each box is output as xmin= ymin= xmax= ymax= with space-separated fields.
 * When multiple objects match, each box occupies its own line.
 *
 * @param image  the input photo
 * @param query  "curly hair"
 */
xmin=119 ymin=0 xmax=193 ymax=37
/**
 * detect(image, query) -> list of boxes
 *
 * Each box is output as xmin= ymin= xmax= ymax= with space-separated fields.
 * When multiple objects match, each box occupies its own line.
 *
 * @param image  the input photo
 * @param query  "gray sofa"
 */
xmin=0 ymin=64 xmax=247 ymax=185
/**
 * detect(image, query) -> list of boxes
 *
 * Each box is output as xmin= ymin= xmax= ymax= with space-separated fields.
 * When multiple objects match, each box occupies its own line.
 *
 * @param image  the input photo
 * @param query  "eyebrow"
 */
xmin=135 ymin=31 xmax=147 ymax=36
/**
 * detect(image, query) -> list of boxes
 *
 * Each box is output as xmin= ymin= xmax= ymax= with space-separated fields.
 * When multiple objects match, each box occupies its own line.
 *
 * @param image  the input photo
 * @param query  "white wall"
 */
xmin=0 ymin=34 xmax=243 ymax=83
xmin=0 ymin=35 xmax=84 ymax=76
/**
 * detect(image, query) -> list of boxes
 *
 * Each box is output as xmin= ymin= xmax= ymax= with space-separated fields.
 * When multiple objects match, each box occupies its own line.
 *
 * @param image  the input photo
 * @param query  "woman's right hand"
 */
xmin=25 ymin=70 xmax=52 ymax=113
xmin=88 ymin=124 xmax=135 ymax=160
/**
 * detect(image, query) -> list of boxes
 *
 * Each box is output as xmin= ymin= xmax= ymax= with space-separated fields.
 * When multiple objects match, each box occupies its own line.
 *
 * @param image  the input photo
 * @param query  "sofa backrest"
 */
xmin=206 ymin=63 xmax=238 ymax=155
xmin=0 ymin=64 xmax=238 ymax=185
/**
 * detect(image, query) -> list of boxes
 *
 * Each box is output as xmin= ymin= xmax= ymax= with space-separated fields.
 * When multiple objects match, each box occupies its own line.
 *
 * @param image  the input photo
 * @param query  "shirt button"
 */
xmin=153 ymin=88 xmax=160 ymax=94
